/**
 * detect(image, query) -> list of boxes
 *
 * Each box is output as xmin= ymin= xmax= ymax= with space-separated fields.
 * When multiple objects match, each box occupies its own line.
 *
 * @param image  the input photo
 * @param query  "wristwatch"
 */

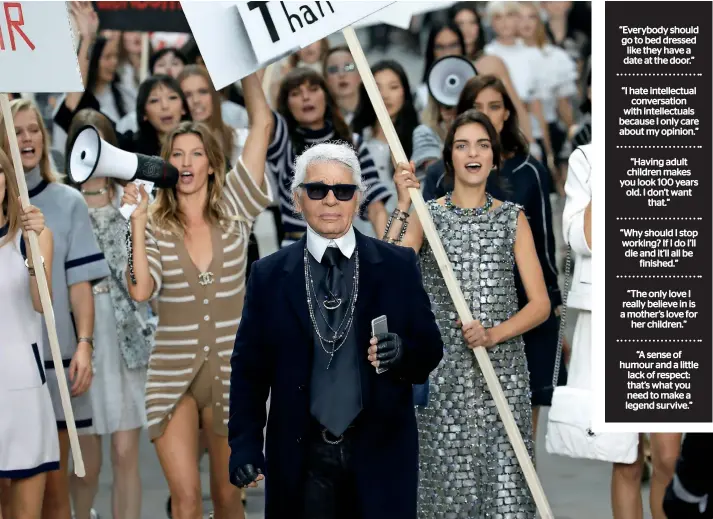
xmin=25 ymin=256 xmax=45 ymax=276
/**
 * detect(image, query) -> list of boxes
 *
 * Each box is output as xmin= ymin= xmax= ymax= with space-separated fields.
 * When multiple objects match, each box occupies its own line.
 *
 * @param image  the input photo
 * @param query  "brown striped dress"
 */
xmin=144 ymin=159 xmax=271 ymax=440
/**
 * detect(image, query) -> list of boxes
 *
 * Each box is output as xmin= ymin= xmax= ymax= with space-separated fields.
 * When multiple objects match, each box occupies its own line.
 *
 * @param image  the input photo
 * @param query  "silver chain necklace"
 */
xmin=303 ymin=247 xmax=359 ymax=369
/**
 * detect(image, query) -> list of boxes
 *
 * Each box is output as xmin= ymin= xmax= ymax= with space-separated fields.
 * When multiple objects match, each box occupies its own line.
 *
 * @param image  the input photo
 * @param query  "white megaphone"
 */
xmin=426 ymin=55 xmax=478 ymax=107
xmin=68 ymin=125 xmax=179 ymax=219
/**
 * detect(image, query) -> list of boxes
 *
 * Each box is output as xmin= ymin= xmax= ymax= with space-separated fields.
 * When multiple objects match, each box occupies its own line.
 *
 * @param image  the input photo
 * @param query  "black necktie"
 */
xmin=321 ymin=247 xmax=346 ymax=333
xmin=311 ymin=245 xmax=362 ymax=436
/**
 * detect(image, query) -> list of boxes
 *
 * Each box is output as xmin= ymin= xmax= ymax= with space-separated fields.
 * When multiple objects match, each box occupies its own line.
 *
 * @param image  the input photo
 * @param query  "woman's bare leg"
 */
xmin=611 ymin=435 xmax=644 ymax=519
xmin=10 ymin=472 xmax=47 ymax=519
xmin=70 ymin=434 xmax=102 ymax=519
xmin=42 ymin=430 xmax=71 ymax=519
xmin=154 ymin=397 xmax=202 ymax=519
xmin=201 ymin=407 xmax=244 ymax=519
xmin=111 ymin=429 xmax=142 ymax=519
xmin=649 ymin=433 xmax=682 ymax=519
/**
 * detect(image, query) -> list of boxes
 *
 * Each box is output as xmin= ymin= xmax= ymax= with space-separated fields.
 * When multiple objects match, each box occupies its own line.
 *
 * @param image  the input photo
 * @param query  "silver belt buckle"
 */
xmin=321 ymin=429 xmax=344 ymax=445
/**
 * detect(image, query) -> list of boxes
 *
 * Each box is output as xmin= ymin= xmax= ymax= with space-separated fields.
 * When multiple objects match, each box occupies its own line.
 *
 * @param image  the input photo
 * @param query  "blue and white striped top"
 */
xmin=267 ymin=112 xmax=391 ymax=245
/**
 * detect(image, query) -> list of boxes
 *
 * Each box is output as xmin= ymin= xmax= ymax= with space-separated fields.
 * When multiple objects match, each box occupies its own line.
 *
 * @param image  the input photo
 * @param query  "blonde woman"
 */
xmin=122 ymin=72 xmax=271 ymax=519
xmin=178 ymin=65 xmax=243 ymax=166
xmin=518 ymin=1 xmax=578 ymax=194
xmin=0 ymin=147 xmax=58 ymax=519
xmin=1 ymin=99 xmax=109 ymax=519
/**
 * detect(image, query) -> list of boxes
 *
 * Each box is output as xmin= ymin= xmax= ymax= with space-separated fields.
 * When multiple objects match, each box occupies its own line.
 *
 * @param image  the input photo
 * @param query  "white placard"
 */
xmin=181 ymin=1 xmax=292 ymax=90
xmin=351 ymin=3 xmax=415 ymax=30
xmin=0 ymin=1 xmax=83 ymax=93
xmin=236 ymin=1 xmax=392 ymax=63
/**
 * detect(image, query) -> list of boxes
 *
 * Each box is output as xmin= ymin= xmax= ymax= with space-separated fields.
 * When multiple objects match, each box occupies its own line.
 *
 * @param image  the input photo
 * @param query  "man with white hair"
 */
xmin=227 ymin=142 xmax=443 ymax=519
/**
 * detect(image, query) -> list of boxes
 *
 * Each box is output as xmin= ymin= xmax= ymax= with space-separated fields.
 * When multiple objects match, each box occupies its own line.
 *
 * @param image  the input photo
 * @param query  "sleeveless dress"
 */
xmin=416 ymin=199 xmax=536 ymax=518
xmin=0 ymin=226 xmax=60 ymax=478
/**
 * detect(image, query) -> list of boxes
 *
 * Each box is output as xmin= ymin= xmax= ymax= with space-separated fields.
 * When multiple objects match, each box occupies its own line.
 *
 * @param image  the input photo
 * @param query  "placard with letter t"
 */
xmin=236 ymin=1 xmax=392 ymax=63
xmin=0 ymin=1 xmax=82 ymax=92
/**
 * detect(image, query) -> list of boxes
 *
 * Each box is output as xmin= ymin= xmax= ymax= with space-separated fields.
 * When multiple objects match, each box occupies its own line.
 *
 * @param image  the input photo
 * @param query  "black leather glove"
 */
xmin=373 ymin=332 xmax=404 ymax=369
xmin=232 ymin=464 xmax=262 ymax=488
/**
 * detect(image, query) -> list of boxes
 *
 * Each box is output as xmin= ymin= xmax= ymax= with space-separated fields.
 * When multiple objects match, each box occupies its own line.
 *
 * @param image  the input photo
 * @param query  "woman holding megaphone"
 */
xmin=122 ymin=72 xmax=272 ymax=519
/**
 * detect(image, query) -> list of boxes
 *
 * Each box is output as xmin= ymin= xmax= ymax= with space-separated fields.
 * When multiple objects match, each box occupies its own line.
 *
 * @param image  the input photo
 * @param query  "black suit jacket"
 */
xmin=228 ymin=230 xmax=444 ymax=519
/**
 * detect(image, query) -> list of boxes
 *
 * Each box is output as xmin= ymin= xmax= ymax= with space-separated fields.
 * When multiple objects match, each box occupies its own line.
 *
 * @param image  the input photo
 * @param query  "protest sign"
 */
xmin=93 ymin=1 xmax=190 ymax=33
xmin=0 ymin=1 xmax=85 ymax=475
xmin=351 ymin=1 xmax=454 ymax=30
xmin=0 ymin=1 xmax=83 ymax=92
xmin=181 ymin=1 xmax=284 ymax=90
xmin=235 ymin=1 xmax=391 ymax=63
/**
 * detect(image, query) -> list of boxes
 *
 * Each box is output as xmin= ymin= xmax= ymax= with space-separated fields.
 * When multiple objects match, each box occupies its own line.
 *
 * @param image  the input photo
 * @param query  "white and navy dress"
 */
xmin=26 ymin=167 xmax=110 ymax=431
xmin=0 ymin=225 xmax=60 ymax=478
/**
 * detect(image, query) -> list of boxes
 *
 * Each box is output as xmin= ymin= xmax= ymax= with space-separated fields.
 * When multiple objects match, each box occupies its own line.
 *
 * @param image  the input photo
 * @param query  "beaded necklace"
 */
xmin=444 ymin=191 xmax=493 ymax=216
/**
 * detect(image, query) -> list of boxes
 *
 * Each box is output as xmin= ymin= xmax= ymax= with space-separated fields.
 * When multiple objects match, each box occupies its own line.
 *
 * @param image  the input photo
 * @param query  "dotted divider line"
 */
xmin=616 ymin=146 xmax=703 ymax=148
xmin=615 ymin=275 xmax=702 ymax=278
xmin=616 ymin=339 xmax=703 ymax=343
xmin=616 ymin=73 xmax=703 ymax=76
xmin=615 ymin=217 xmax=703 ymax=220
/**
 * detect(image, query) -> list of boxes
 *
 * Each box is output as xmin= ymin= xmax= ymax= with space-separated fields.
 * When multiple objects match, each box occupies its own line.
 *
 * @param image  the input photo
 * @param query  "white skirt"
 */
xmin=85 ymin=292 xmax=147 ymax=436
xmin=0 ymin=383 xmax=60 ymax=477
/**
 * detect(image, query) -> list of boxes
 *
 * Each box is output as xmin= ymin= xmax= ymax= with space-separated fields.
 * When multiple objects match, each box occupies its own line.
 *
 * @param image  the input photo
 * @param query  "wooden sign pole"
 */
xmin=341 ymin=27 xmax=553 ymax=518
xmin=140 ymin=33 xmax=150 ymax=83
xmin=0 ymin=94 xmax=85 ymax=477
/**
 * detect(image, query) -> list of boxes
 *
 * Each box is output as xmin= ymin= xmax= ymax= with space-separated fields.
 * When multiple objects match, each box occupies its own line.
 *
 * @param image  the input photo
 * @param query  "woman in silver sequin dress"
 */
xmin=383 ymin=110 xmax=551 ymax=518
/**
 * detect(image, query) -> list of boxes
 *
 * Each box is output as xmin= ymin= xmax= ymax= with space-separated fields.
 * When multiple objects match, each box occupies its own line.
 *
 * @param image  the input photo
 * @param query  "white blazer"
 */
xmin=562 ymin=144 xmax=592 ymax=311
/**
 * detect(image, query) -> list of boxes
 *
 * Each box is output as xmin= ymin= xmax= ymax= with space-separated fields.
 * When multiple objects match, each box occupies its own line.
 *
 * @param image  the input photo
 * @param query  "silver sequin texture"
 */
xmin=417 ymin=200 xmax=535 ymax=519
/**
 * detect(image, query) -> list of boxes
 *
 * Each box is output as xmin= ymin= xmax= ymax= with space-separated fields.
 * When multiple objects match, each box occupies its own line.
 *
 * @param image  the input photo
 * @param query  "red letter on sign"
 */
xmin=4 ymin=3 xmax=35 ymax=51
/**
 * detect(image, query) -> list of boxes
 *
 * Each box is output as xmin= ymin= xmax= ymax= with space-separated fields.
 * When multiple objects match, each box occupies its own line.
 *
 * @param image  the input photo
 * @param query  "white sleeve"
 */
xmin=563 ymin=146 xmax=592 ymax=257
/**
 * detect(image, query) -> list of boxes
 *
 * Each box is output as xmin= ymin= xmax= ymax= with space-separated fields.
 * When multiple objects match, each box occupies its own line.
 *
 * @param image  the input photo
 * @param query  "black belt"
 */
xmin=309 ymin=418 xmax=358 ymax=445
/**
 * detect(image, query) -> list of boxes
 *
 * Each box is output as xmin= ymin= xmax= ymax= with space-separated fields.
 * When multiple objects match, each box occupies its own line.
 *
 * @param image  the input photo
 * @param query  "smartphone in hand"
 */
xmin=371 ymin=315 xmax=388 ymax=374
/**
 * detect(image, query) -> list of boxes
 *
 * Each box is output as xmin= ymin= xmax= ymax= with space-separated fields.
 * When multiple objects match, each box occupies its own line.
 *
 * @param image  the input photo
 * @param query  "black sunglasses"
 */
xmin=299 ymin=182 xmax=358 ymax=201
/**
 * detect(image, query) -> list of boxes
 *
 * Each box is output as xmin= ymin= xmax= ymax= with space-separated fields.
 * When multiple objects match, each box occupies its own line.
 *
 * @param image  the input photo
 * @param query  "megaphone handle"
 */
xmin=120 ymin=180 xmax=155 ymax=220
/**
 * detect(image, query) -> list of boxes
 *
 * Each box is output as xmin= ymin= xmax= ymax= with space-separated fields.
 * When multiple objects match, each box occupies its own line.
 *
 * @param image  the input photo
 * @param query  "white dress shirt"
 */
xmin=306 ymin=225 xmax=356 ymax=263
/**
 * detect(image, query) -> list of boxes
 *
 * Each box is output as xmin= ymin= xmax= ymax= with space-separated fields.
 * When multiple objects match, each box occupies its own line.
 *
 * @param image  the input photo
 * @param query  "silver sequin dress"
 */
xmin=417 ymin=199 xmax=536 ymax=519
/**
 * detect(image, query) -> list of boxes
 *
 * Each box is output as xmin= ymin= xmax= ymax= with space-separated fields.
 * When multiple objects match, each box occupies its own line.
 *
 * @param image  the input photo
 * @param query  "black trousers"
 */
xmin=303 ymin=423 xmax=360 ymax=519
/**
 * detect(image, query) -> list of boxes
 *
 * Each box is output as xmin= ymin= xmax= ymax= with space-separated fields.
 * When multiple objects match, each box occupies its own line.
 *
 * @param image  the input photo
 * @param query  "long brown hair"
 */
xmin=0 ymin=148 xmax=21 ymax=246
xmin=151 ymin=122 xmax=233 ymax=236
xmin=277 ymin=67 xmax=351 ymax=155
xmin=178 ymin=65 xmax=235 ymax=161
xmin=456 ymin=75 xmax=529 ymax=157
xmin=0 ymin=99 xmax=57 ymax=183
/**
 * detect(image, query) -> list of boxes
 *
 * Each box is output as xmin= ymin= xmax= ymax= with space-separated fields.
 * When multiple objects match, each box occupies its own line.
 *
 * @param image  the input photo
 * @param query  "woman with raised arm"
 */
xmin=0 ymin=148 xmax=57 ymax=519
xmin=268 ymin=67 xmax=390 ymax=246
xmin=384 ymin=110 xmax=550 ymax=518
xmin=121 ymin=72 xmax=272 ymax=519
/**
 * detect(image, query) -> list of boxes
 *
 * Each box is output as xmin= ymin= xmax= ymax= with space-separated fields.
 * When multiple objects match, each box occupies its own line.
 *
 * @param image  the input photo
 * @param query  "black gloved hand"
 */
xmin=368 ymin=332 xmax=404 ymax=370
xmin=232 ymin=464 xmax=263 ymax=488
